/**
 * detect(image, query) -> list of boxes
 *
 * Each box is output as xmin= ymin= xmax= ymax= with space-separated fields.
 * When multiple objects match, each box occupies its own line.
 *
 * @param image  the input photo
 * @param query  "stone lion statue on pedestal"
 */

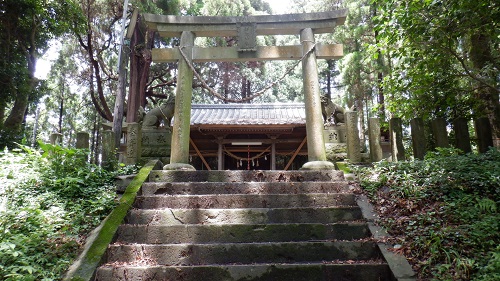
xmin=138 ymin=95 xmax=175 ymax=129
xmin=320 ymin=94 xmax=346 ymax=125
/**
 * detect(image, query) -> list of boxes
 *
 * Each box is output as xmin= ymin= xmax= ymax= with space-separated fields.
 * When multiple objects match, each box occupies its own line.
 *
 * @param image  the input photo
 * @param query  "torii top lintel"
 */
xmin=143 ymin=9 xmax=348 ymax=38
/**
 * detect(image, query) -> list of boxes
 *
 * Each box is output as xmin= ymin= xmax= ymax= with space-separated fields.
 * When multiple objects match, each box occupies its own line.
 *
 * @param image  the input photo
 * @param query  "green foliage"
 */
xmin=136 ymin=0 xmax=180 ymax=14
xmin=0 ymin=143 xmax=117 ymax=280
xmin=476 ymin=245 xmax=500 ymax=281
xmin=116 ymin=162 xmax=140 ymax=175
xmin=355 ymin=148 xmax=500 ymax=280
xmin=0 ymin=0 xmax=85 ymax=134
xmin=373 ymin=0 xmax=499 ymax=122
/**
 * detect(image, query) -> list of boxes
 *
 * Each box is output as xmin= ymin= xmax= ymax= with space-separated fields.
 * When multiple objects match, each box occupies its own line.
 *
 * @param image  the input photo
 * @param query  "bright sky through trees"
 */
xmin=265 ymin=0 xmax=293 ymax=14
xmin=35 ymin=0 xmax=294 ymax=79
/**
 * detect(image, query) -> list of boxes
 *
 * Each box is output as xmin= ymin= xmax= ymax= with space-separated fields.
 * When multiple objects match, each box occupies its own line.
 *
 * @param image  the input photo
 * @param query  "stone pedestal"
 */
xmin=126 ymin=123 xmax=141 ymax=165
xmin=324 ymin=125 xmax=347 ymax=162
xmin=368 ymin=118 xmax=383 ymax=162
xmin=389 ymin=118 xmax=405 ymax=162
xmin=324 ymin=125 xmax=347 ymax=144
xmin=141 ymin=128 xmax=172 ymax=164
xmin=76 ymin=132 xmax=90 ymax=149
xmin=114 ymin=174 xmax=137 ymax=193
xmin=431 ymin=117 xmax=449 ymax=148
xmin=102 ymin=130 xmax=116 ymax=168
xmin=453 ymin=117 xmax=471 ymax=153
xmin=50 ymin=133 xmax=63 ymax=145
xmin=345 ymin=111 xmax=361 ymax=163
xmin=410 ymin=118 xmax=426 ymax=160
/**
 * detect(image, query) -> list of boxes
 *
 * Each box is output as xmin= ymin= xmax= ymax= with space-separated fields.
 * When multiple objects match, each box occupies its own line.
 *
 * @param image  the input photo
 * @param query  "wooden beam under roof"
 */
xmin=143 ymin=10 xmax=348 ymax=37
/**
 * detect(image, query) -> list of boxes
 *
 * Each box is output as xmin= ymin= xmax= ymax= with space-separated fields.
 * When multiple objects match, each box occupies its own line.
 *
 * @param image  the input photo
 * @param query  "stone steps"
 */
xmin=133 ymin=193 xmax=357 ymax=209
xmin=115 ymin=223 xmax=371 ymax=244
xmin=124 ymin=207 xmax=364 ymax=225
xmin=148 ymin=170 xmax=345 ymax=183
xmin=105 ymin=241 xmax=381 ymax=266
xmin=95 ymin=170 xmax=395 ymax=280
xmin=140 ymin=181 xmax=350 ymax=195
xmin=97 ymin=263 xmax=392 ymax=281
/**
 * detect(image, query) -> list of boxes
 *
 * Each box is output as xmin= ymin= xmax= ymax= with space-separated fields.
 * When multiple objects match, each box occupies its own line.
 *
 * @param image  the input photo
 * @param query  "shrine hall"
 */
xmin=187 ymin=103 xmax=308 ymax=170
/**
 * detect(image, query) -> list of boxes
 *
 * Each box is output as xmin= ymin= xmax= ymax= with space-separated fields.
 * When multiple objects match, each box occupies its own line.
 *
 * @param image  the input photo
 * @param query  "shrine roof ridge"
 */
xmin=192 ymin=103 xmax=305 ymax=109
xmin=190 ymin=103 xmax=306 ymax=126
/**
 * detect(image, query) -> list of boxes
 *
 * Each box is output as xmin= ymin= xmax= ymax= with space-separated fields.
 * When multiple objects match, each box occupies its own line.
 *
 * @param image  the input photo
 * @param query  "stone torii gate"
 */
xmin=142 ymin=10 xmax=348 ymax=170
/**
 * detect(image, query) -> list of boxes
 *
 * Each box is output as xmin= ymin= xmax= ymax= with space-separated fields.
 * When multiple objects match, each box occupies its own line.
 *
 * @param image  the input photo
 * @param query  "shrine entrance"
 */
xmin=188 ymin=103 xmax=308 ymax=171
xmin=140 ymin=10 xmax=347 ymax=170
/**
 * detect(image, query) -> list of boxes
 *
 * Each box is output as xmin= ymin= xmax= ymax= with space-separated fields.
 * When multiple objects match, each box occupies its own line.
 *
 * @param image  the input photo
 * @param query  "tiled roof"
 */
xmin=190 ymin=103 xmax=306 ymax=126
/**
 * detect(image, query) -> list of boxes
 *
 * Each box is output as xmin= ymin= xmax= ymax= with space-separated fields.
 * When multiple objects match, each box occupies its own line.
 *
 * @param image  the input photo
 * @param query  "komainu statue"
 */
xmin=138 ymin=95 xmax=175 ymax=129
xmin=320 ymin=94 xmax=345 ymax=125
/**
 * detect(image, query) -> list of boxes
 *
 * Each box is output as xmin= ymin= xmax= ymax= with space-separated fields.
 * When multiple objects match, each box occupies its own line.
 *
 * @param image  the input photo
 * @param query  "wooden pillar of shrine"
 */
xmin=271 ymin=137 xmax=277 ymax=170
xmin=217 ymin=137 xmax=224 ymax=170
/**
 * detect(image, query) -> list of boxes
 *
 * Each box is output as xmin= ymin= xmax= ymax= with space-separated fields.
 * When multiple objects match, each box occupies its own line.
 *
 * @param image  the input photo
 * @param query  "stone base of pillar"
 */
xmin=163 ymin=163 xmax=196 ymax=171
xmin=300 ymin=161 xmax=335 ymax=170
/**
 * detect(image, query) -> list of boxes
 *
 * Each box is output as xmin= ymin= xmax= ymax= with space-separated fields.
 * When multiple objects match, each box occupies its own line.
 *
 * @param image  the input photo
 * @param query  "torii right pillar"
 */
xmin=300 ymin=28 xmax=335 ymax=170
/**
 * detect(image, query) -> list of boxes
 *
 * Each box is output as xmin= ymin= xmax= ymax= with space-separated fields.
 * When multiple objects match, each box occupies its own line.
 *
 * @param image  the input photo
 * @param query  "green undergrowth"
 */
xmin=354 ymin=148 xmax=500 ymax=280
xmin=0 ymin=142 xmax=138 ymax=280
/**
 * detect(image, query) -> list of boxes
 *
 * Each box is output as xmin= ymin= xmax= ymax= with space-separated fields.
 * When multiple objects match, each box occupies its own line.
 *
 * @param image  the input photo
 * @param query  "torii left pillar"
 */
xmin=300 ymin=28 xmax=335 ymax=170
xmin=164 ymin=31 xmax=196 ymax=170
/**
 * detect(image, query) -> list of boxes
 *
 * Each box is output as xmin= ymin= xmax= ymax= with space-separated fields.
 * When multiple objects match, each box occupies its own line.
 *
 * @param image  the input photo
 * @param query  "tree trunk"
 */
xmin=246 ymin=79 xmax=251 ymax=103
xmin=79 ymin=19 xmax=113 ymax=122
xmin=58 ymin=83 xmax=64 ymax=134
xmin=0 ymin=100 xmax=5 ymax=124
xmin=356 ymin=98 xmax=366 ymax=150
xmin=114 ymin=49 xmax=127 ymax=148
xmin=469 ymin=33 xmax=500 ymax=147
xmin=90 ymin=111 xmax=99 ymax=164
xmin=31 ymin=104 xmax=40 ymax=146
xmin=127 ymin=20 xmax=153 ymax=123
xmin=223 ymin=62 xmax=230 ymax=103
xmin=127 ymin=26 xmax=141 ymax=123
xmin=89 ymin=46 xmax=113 ymax=121
xmin=3 ymin=93 xmax=29 ymax=132
xmin=241 ymin=77 xmax=247 ymax=100
xmin=139 ymin=45 xmax=153 ymax=106
xmin=373 ymin=3 xmax=385 ymax=119
xmin=3 ymin=47 xmax=37 ymax=133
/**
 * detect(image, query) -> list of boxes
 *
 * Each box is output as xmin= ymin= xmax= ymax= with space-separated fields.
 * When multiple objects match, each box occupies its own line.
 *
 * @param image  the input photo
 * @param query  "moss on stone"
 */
xmin=325 ymin=143 xmax=348 ymax=161
xmin=335 ymin=162 xmax=351 ymax=173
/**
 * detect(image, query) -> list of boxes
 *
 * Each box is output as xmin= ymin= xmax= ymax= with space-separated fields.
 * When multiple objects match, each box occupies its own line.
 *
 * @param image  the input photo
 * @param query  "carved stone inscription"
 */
xmin=324 ymin=125 xmax=347 ymax=144
xmin=126 ymin=123 xmax=141 ymax=165
xmin=237 ymin=22 xmax=257 ymax=52
xmin=141 ymin=128 xmax=172 ymax=157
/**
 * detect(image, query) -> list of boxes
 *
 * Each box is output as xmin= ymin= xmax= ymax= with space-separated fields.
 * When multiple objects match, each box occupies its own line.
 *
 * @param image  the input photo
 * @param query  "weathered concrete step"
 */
xmin=125 ymin=207 xmax=364 ymax=225
xmin=149 ymin=170 xmax=345 ymax=183
xmin=106 ymin=241 xmax=381 ymax=265
xmin=115 ymin=223 xmax=371 ymax=244
xmin=140 ymin=181 xmax=350 ymax=196
xmin=95 ymin=263 xmax=394 ymax=281
xmin=134 ymin=193 xmax=356 ymax=209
